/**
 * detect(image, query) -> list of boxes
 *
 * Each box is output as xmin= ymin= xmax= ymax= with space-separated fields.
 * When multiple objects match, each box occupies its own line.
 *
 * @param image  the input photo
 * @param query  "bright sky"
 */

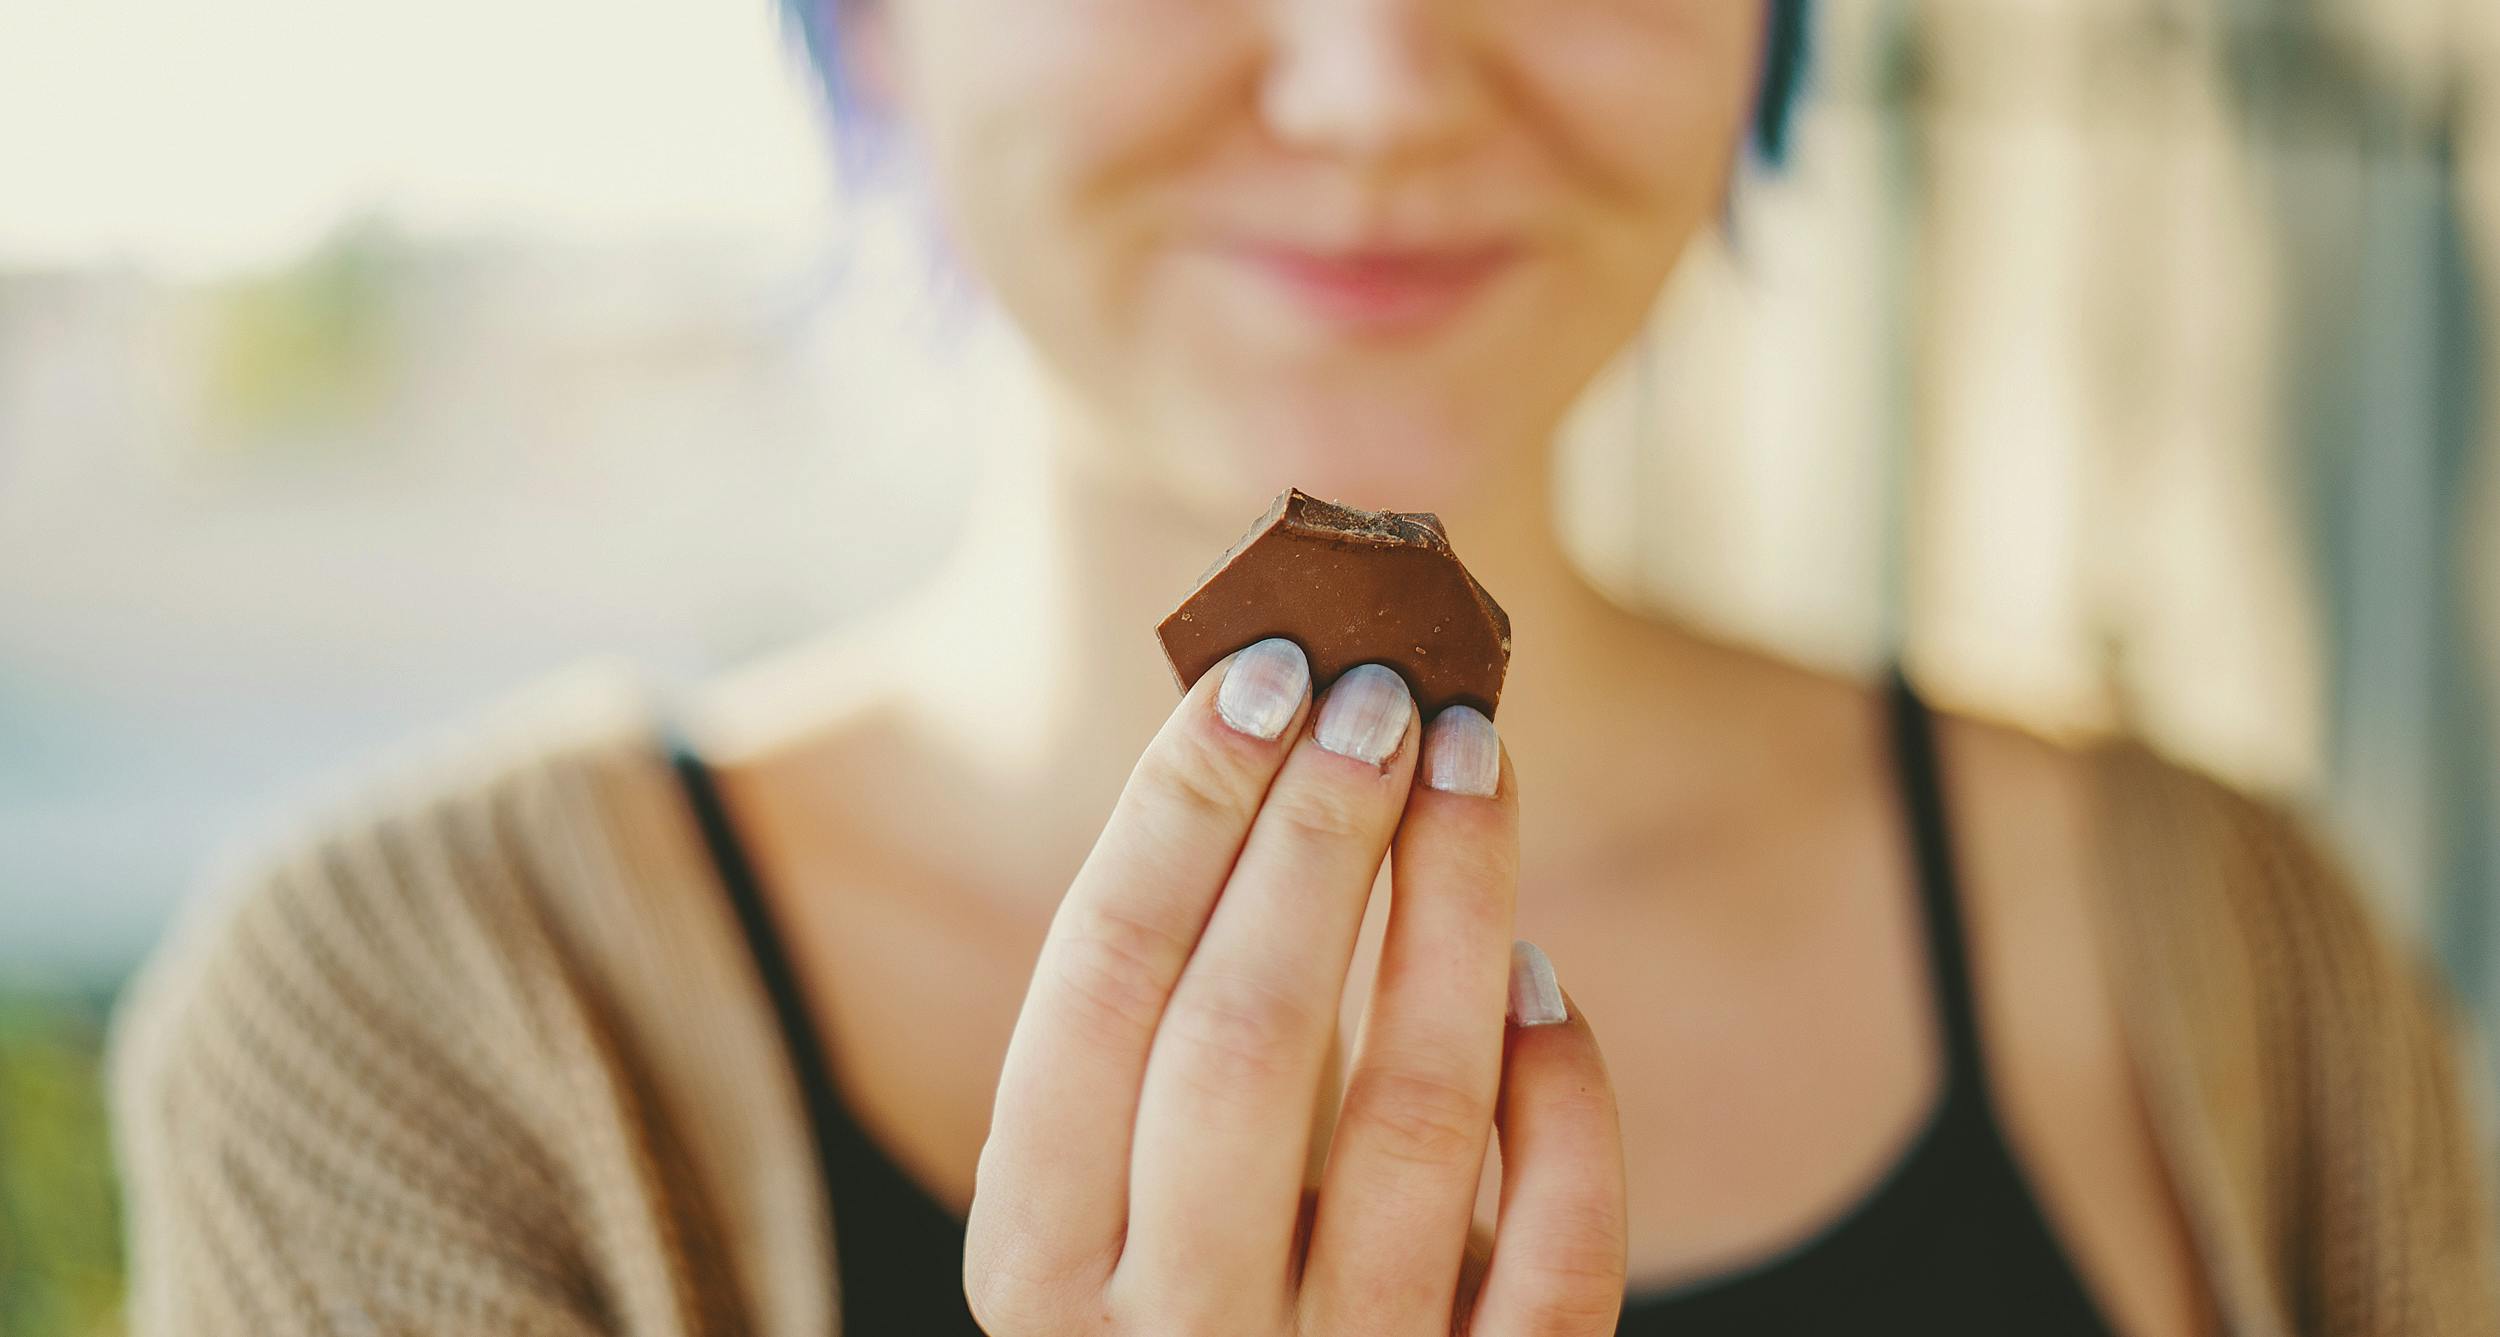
xmin=0 ymin=0 xmax=839 ymax=276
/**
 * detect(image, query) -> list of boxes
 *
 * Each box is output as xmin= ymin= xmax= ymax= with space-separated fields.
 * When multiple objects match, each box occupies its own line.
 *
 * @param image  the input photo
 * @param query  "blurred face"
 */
xmin=868 ymin=0 xmax=1765 ymax=508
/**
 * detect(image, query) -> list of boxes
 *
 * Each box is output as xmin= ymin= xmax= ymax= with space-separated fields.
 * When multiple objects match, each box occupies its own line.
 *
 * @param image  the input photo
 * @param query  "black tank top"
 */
xmin=674 ymin=662 xmax=2118 ymax=1335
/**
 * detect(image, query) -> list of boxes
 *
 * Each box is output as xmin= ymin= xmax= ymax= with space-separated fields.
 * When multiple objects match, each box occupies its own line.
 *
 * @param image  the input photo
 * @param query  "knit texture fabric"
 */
xmin=2087 ymin=739 xmax=2500 ymax=1336
xmin=108 ymin=665 xmax=2499 ymax=1336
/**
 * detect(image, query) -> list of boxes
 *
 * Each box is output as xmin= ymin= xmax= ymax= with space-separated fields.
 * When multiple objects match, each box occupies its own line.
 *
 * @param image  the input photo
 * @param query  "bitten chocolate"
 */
xmin=1155 ymin=487 xmax=1512 ymax=720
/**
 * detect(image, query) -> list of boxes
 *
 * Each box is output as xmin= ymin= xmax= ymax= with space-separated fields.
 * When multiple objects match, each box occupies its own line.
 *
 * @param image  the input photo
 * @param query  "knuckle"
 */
xmin=1258 ymin=779 xmax=1377 ymax=845
xmin=1135 ymin=728 xmax=1264 ymax=828
xmin=961 ymin=1217 xmax=1092 ymax=1334
xmin=1163 ymin=969 xmax=1322 ymax=1091
xmin=961 ymin=1265 xmax=1051 ymax=1335
xmin=1518 ymin=1204 xmax=1628 ymax=1309
xmin=1529 ymin=1078 xmax=1617 ymax=1132
xmin=1343 ymin=1063 xmax=1493 ymax=1170
xmin=1049 ymin=906 xmax=1194 ymax=1039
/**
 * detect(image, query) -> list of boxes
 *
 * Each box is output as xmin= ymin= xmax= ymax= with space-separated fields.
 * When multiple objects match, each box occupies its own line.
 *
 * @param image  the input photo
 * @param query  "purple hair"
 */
xmin=778 ymin=0 xmax=1812 ymax=186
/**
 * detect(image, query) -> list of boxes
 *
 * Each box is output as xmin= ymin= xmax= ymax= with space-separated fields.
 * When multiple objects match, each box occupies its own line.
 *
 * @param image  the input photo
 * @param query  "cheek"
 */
xmin=891 ymin=1 xmax=1252 ymax=336
xmin=1495 ymin=0 xmax=1761 ymax=224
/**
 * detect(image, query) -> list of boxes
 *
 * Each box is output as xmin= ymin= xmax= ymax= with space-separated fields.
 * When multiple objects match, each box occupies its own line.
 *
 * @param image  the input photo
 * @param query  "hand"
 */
xmin=965 ymin=637 xmax=1628 ymax=1336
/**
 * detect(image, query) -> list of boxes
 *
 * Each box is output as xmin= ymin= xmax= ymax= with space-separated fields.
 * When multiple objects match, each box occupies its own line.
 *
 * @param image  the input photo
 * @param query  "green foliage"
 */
xmin=0 ymin=991 xmax=125 ymax=1337
xmin=201 ymin=215 xmax=406 ymax=449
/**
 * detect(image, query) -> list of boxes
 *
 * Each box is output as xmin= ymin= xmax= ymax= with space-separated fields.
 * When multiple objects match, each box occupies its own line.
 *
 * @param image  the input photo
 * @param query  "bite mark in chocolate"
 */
xmin=1156 ymin=487 xmax=1512 ymax=720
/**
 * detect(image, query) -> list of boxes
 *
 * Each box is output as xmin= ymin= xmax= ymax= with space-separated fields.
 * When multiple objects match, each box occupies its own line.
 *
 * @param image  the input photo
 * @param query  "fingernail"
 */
xmin=1508 ymin=940 xmax=1566 ymax=1027
xmin=1423 ymin=705 xmax=1498 ymax=797
xmin=1215 ymin=638 xmax=1309 ymax=741
xmin=1314 ymin=664 xmax=1412 ymax=765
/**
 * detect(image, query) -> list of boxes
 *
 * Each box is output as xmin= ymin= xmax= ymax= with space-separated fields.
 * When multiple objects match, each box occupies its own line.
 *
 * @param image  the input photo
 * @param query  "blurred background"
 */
xmin=2 ymin=0 xmax=2495 ymax=1331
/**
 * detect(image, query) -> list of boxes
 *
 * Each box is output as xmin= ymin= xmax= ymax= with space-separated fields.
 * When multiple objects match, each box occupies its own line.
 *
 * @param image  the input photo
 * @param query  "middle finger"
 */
xmin=1300 ymin=705 xmax=1518 ymax=1335
xmin=1116 ymin=663 xmax=1420 ymax=1315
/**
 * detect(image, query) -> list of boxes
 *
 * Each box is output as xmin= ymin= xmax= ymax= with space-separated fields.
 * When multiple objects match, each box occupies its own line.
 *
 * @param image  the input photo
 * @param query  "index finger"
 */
xmin=967 ymin=638 xmax=1312 ymax=1296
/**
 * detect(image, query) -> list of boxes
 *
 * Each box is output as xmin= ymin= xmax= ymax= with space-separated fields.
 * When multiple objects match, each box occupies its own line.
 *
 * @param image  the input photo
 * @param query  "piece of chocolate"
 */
xmin=1156 ymin=488 xmax=1512 ymax=720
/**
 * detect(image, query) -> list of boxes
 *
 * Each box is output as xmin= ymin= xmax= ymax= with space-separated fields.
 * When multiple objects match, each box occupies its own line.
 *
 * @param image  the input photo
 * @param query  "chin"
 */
xmin=1174 ymin=381 xmax=1512 ymax=512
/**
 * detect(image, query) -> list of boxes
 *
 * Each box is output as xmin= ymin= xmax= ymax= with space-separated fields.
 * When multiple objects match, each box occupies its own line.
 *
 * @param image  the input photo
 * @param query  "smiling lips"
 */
xmin=1230 ymin=240 xmax=1522 ymax=336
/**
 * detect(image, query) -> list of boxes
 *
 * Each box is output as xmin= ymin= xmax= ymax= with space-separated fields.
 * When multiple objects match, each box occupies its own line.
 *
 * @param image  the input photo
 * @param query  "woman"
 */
xmin=110 ymin=2 xmax=2494 ymax=1334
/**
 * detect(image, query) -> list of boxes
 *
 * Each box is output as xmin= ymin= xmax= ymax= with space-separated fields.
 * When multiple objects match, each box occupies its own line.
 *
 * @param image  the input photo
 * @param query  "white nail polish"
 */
xmin=1423 ymin=705 xmax=1498 ymax=797
xmin=1508 ymin=940 xmax=1566 ymax=1027
xmin=1314 ymin=664 xmax=1411 ymax=765
xmin=1216 ymin=638 xmax=1309 ymax=741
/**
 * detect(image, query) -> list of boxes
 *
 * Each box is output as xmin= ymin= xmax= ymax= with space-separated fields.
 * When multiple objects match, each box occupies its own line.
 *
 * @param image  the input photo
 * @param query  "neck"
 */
xmin=702 ymin=387 xmax=1787 ymax=909
xmin=867 ymin=392 xmax=1730 ymax=859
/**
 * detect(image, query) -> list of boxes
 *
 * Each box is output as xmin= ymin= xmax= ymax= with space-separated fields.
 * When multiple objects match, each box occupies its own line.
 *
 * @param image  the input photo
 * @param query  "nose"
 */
xmin=1258 ymin=0 xmax=1491 ymax=167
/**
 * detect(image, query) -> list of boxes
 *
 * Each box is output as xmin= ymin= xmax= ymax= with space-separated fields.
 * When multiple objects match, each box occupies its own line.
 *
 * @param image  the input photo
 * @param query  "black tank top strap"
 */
xmin=670 ymin=742 xmax=991 ymax=1333
xmin=1881 ymin=660 xmax=1990 ymax=1098
xmin=668 ymin=746 xmax=849 ymax=1206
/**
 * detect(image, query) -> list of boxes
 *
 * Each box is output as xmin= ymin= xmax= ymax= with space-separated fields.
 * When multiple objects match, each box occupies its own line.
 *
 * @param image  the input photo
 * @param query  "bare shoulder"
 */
xmin=680 ymin=611 xmax=915 ymax=766
xmin=1922 ymin=701 xmax=2216 ymax=1337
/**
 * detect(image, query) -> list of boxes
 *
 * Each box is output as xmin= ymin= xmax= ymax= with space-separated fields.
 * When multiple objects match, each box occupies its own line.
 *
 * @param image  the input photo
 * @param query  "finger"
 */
xmin=1302 ymin=707 xmax=1518 ymax=1336
xmin=1118 ymin=663 xmax=1421 ymax=1318
xmin=967 ymin=638 xmax=1311 ymax=1302
xmin=1467 ymin=971 xmax=1628 ymax=1337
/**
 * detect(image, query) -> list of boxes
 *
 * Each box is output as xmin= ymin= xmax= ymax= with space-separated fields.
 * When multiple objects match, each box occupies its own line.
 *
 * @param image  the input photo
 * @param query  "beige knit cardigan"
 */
xmin=109 ymin=665 xmax=2500 ymax=1336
